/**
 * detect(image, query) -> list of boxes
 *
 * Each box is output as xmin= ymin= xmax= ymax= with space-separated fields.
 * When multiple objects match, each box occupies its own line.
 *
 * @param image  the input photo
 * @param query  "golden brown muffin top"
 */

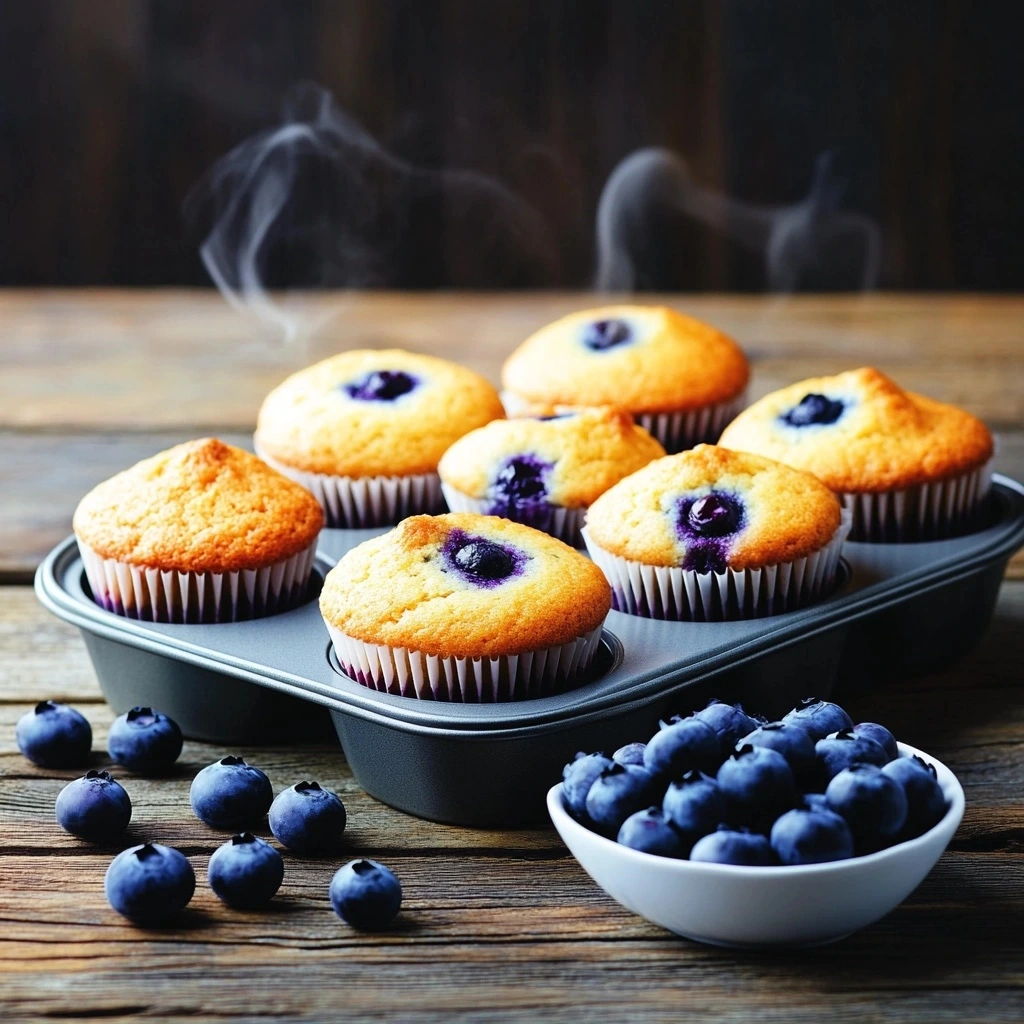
xmin=73 ymin=438 xmax=323 ymax=573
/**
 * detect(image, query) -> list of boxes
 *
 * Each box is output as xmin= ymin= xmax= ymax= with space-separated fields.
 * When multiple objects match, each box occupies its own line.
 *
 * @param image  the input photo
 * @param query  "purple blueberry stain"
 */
xmin=674 ymin=491 xmax=746 ymax=574
xmin=582 ymin=318 xmax=633 ymax=352
xmin=486 ymin=454 xmax=556 ymax=529
xmin=780 ymin=392 xmax=846 ymax=428
xmin=442 ymin=529 xmax=527 ymax=587
xmin=343 ymin=370 xmax=419 ymax=402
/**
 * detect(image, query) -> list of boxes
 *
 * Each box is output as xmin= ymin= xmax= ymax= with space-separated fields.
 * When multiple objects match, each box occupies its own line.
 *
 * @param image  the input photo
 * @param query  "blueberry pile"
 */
xmin=562 ymin=697 xmax=949 ymax=865
xmin=17 ymin=700 xmax=402 ymax=930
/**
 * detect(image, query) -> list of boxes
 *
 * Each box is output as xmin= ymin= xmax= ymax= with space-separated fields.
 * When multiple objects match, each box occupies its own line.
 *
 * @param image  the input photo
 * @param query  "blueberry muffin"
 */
xmin=583 ymin=445 xmax=848 ymax=620
xmin=437 ymin=407 xmax=665 ymax=545
xmin=255 ymin=349 xmax=505 ymax=527
xmin=73 ymin=438 xmax=323 ymax=622
xmin=501 ymin=306 xmax=748 ymax=452
xmin=319 ymin=513 xmax=612 ymax=701
xmin=718 ymin=368 xmax=994 ymax=541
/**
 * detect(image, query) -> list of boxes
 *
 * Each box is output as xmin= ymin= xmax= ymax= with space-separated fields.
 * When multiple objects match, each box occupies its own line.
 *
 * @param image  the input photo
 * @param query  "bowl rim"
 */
xmin=547 ymin=741 xmax=965 ymax=877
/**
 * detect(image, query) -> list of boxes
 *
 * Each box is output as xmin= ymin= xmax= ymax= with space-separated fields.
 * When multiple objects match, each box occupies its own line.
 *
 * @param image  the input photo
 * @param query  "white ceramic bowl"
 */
xmin=548 ymin=742 xmax=964 ymax=947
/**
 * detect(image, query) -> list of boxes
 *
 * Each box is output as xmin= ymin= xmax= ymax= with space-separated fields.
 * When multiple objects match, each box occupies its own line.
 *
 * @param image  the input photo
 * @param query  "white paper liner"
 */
xmin=582 ymin=507 xmax=851 ymax=621
xmin=499 ymin=391 xmax=747 ymax=453
xmin=255 ymin=443 xmax=444 ymax=528
xmin=76 ymin=536 xmax=319 ymax=624
xmin=440 ymin=482 xmax=587 ymax=546
xmin=325 ymin=622 xmax=605 ymax=702
xmin=841 ymin=460 xmax=994 ymax=543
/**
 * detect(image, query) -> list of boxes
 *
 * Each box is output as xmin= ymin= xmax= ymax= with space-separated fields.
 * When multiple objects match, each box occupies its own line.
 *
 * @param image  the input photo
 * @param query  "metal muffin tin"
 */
xmin=36 ymin=475 xmax=1024 ymax=826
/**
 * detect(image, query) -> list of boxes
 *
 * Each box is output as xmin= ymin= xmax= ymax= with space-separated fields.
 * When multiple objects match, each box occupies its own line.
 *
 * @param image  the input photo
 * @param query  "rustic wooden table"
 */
xmin=1 ymin=292 xmax=1022 ymax=1023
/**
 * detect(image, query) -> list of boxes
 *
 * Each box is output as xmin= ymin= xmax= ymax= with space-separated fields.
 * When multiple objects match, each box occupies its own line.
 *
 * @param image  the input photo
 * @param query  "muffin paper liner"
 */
xmin=581 ymin=507 xmax=851 ymax=622
xmin=76 ymin=537 xmax=319 ymax=624
xmin=841 ymin=460 xmax=994 ymax=543
xmin=325 ymin=622 xmax=605 ymax=702
xmin=440 ymin=483 xmax=587 ymax=546
xmin=255 ymin=444 xmax=444 ymax=528
xmin=499 ymin=391 xmax=747 ymax=454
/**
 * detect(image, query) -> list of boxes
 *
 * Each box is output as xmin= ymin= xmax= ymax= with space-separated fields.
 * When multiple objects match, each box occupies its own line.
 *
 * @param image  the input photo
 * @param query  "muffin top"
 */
xmin=319 ymin=513 xmax=611 ymax=658
xmin=501 ymin=305 xmax=748 ymax=414
xmin=584 ymin=445 xmax=842 ymax=572
xmin=718 ymin=367 xmax=994 ymax=493
xmin=255 ymin=349 xmax=505 ymax=477
xmin=73 ymin=438 xmax=324 ymax=573
xmin=437 ymin=407 xmax=666 ymax=511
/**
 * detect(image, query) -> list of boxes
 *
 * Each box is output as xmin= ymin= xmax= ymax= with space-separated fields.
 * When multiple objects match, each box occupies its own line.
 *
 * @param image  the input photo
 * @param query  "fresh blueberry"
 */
xmin=685 ymin=494 xmax=743 ymax=538
xmin=716 ymin=745 xmax=796 ymax=832
xmin=344 ymin=370 xmax=417 ymax=402
xmin=826 ymin=764 xmax=909 ymax=848
xmin=780 ymin=393 xmax=845 ymax=427
xmin=661 ymin=770 xmax=727 ymax=849
xmin=190 ymin=756 xmax=273 ymax=831
xmin=16 ymin=701 xmax=92 ymax=768
xmin=269 ymin=781 xmax=347 ymax=854
xmin=643 ymin=717 xmax=721 ymax=778
xmin=851 ymin=722 xmax=899 ymax=763
xmin=105 ymin=842 xmax=195 ymax=923
xmin=612 ymin=742 xmax=646 ymax=767
xmin=107 ymin=707 xmax=183 ymax=775
xmin=737 ymin=722 xmax=816 ymax=783
xmin=55 ymin=770 xmax=132 ymax=843
xmin=882 ymin=756 xmax=948 ymax=839
xmin=585 ymin=763 xmax=663 ymax=837
xmin=582 ymin=318 xmax=632 ymax=351
xmin=330 ymin=859 xmax=402 ymax=931
xmin=690 ymin=827 xmax=776 ymax=866
xmin=815 ymin=730 xmax=889 ymax=786
xmin=770 ymin=807 xmax=854 ymax=865
xmin=562 ymin=752 xmax=614 ymax=821
xmin=208 ymin=832 xmax=284 ymax=909
xmin=617 ymin=807 xmax=687 ymax=857
xmin=693 ymin=700 xmax=762 ymax=755
xmin=782 ymin=698 xmax=853 ymax=742
xmin=800 ymin=792 xmax=831 ymax=813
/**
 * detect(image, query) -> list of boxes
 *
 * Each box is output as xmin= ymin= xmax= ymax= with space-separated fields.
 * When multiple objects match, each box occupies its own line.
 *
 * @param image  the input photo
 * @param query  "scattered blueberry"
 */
xmin=815 ymin=730 xmax=889 ymax=786
xmin=330 ymin=859 xmax=402 ymax=931
xmin=738 ymin=722 xmax=816 ymax=783
xmin=612 ymin=742 xmax=647 ymax=767
xmin=107 ymin=707 xmax=183 ymax=775
xmin=208 ymin=833 xmax=284 ymax=909
xmin=770 ymin=807 xmax=854 ymax=865
xmin=617 ymin=807 xmax=687 ymax=857
xmin=344 ymin=370 xmax=417 ymax=402
xmin=690 ymin=827 xmax=776 ymax=866
xmin=782 ymin=698 xmax=853 ymax=742
xmin=716 ymin=745 xmax=796 ymax=832
xmin=780 ymin=393 xmax=845 ymax=428
xmin=444 ymin=530 xmax=524 ymax=586
xmin=269 ymin=781 xmax=347 ymax=854
xmin=582 ymin=318 xmax=632 ymax=351
xmin=16 ymin=701 xmax=92 ymax=768
xmin=693 ymin=700 xmax=761 ymax=755
xmin=851 ymin=722 xmax=899 ymax=763
xmin=882 ymin=756 xmax=948 ymax=839
xmin=562 ymin=752 xmax=614 ymax=821
xmin=826 ymin=764 xmax=909 ymax=848
xmin=105 ymin=842 xmax=195 ymax=923
xmin=55 ymin=770 xmax=132 ymax=843
xmin=190 ymin=756 xmax=273 ymax=831
xmin=643 ymin=717 xmax=721 ymax=778
xmin=585 ymin=763 xmax=663 ymax=837
xmin=661 ymin=770 xmax=726 ymax=849
xmin=685 ymin=494 xmax=743 ymax=538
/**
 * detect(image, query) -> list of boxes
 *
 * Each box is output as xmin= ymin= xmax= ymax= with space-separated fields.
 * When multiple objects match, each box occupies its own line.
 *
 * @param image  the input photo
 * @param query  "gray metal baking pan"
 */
xmin=36 ymin=475 xmax=1024 ymax=826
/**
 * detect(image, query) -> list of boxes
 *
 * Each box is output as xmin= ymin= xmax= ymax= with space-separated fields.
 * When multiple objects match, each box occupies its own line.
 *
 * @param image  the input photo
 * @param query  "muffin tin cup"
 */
xmin=75 ymin=536 xmax=320 ymax=624
xmin=842 ymin=459 xmax=994 ymax=542
xmin=581 ymin=508 xmax=851 ymax=622
xmin=254 ymin=443 xmax=444 ymax=528
xmin=325 ymin=623 xmax=605 ymax=703
xmin=439 ymin=483 xmax=587 ymax=546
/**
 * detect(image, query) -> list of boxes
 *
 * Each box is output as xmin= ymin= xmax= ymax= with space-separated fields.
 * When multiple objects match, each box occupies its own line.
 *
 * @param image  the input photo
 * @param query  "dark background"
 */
xmin=2 ymin=0 xmax=1022 ymax=291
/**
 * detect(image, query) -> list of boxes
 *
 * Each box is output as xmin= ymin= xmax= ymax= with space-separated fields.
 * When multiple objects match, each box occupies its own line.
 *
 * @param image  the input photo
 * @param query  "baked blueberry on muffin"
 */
xmin=718 ymin=368 xmax=994 ymax=541
xmin=319 ymin=513 xmax=611 ymax=701
xmin=583 ymin=445 xmax=849 ymax=620
xmin=255 ymin=349 xmax=505 ymax=527
xmin=73 ymin=439 xmax=323 ymax=622
xmin=500 ymin=306 xmax=748 ymax=452
xmin=437 ymin=407 xmax=665 ymax=545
